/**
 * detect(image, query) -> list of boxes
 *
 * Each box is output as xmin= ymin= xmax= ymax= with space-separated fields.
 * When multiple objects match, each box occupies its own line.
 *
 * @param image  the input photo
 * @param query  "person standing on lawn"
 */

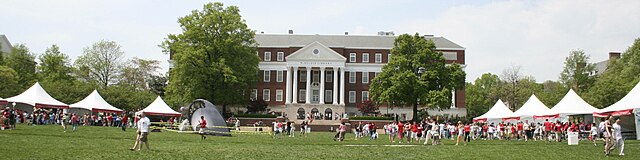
xmin=456 ymin=121 xmax=463 ymax=145
xmin=603 ymin=115 xmax=614 ymax=156
xmin=71 ymin=113 xmax=79 ymax=132
xmin=131 ymin=112 xmax=151 ymax=151
xmin=199 ymin=116 xmax=207 ymax=140
xmin=397 ymin=121 xmax=405 ymax=143
xmin=612 ymin=118 xmax=624 ymax=156
xmin=121 ymin=113 xmax=128 ymax=131
xmin=61 ymin=112 xmax=68 ymax=132
xmin=590 ymin=123 xmax=598 ymax=146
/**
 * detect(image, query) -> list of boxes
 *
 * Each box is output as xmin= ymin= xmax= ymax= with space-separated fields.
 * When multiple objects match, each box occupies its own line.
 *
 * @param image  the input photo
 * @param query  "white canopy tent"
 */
xmin=69 ymin=90 xmax=123 ymax=114
xmin=514 ymin=94 xmax=557 ymax=123
xmin=0 ymin=97 xmax=8 ymax=106
xmin=595 ymin=81 xmax=640 ymax=140
xmin=6 ymin=82 xmax=68 ymax=110
xmin=140 ymin=96 xmax=181 ymax=117
xmin=550 ymin=89 xmax=599 ymax=122
xmin=473 ymin=99 xmax=518 ymax=124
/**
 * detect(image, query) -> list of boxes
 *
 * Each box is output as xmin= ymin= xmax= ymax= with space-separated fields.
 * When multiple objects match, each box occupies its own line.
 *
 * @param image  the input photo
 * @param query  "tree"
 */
xmin=465 ymin=73 xmax=501 ymax=118
xmin=75 ymin=40 xmax=125 ymax=87
xmin=162 ymin=2 xmax=259 ymax=115
xmin=148 ymin=74 xmax=168 ymax=96
xmin=99 ymin=84 xmax=156 ymax=111
xmin=370 ymin=33 xmax=466 ymax=122
xmin=246 ymin=100 xmax=268 ymax=114
xmin=6 ymin=44 xmax=37 ymax=90
xmin=357 ymin=100 xmax=379 ymax=115
xmin=537 ymin=80 xmax=567 ymax=107
xmin=38 ymin=44 xmax=74 ymax=82
xmin=0 ymin=66 xmax=20 ymax=97
xmin=559 ymin=49 xmax=596 ymax=92
xmin=119 ymin=58 xmax=160 ymax=89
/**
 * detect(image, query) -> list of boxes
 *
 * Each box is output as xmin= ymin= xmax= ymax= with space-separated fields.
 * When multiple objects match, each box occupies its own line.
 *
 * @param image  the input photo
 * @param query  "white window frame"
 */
xmin=299 ymin=90 xmax=306 ymax=102
xmin=263 ymin=89 xmax=270 ymax=101
xmin=362 ymin=91 xmax=369 ymax=101
xmin=263 ymin=70 xmax=271 ymax=82
xmin=300 ymin=71 xmax=307 ymax=82
xmin=264 ymin=52 xmax=271 ymax=61
xmin=349 ymin=53 xmax=356 ymax=62
xmin=325 ymin=90 xmax=333 ymax=103
xmin=276 ymin=70 xmax=283 ymax=82
xmin=349 ymin=72 xmax=356 ymax=83
xmin=276 ymin=89 xmax=283 ymax=102
xmin=388 ymin=53 xmax=392 ymax=62
xmin=326 ymin=71 xmax=333 ymax=82
xmin=362 ymin=72 xmax=369 ymax=84
xmin=348 ymin=91 xmax=356 ymax=103
xmin=250 ymin=89 xmax=257 ymax=101
xmin=375 ymin=53 xmax=382 ymax=63
xmin=277 ymin=52 xmax=284 ymax=61
xmin=362 ymin=53 xmax=369 ymax=63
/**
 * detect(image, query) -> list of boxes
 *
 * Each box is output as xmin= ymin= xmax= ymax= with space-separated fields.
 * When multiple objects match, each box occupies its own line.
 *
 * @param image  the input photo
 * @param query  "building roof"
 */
xmin=0 ymin=34 xmax=12 ymax=54
xmin=593 ymin=59 xmax=608 ymax=75
xmin=255 ymin=34 xmax=464 ymax=50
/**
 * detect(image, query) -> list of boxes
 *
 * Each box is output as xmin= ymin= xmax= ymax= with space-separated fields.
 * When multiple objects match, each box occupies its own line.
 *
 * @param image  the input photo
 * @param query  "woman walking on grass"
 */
xmin=603 ymin=115 xmax=614 ymax=156
xmin=455 ymin=121 xmax=463 ymax=145
xmin=431 ymin=122 xmax=440 ymax=145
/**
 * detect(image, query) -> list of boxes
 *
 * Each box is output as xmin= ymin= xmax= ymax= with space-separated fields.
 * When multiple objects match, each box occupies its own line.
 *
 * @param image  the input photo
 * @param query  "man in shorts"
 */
xmin=130 ymin=112 xmax=150 ymax=151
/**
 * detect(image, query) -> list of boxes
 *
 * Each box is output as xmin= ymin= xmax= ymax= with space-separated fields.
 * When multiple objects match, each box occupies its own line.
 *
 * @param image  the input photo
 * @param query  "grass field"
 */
xmin=0 ymin=124 xmax=636 ymax=159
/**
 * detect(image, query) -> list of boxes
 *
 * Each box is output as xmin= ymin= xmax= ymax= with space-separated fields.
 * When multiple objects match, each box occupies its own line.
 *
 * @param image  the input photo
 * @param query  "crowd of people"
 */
xmin=1 ymin=107 xmax=143 ymax=132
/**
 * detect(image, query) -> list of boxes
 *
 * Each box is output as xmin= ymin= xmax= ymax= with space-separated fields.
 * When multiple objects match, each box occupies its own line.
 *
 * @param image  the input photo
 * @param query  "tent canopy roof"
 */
xmin=6 ymin=82 xmax=68 ymax=108
xmin=140 ymin=96 xmax=181 ymax=116
xmin=474 ymin=99 xmax=517 ymax=119
xmin=514 ymin=94 xmax=554 ymax=116
xmin=599 ymin=81 xmax=640 ymax=113
xmin=550 ymin=89 xmax=599 ymax=115
xmin=70 ymin=90 xmax=122 ymax=113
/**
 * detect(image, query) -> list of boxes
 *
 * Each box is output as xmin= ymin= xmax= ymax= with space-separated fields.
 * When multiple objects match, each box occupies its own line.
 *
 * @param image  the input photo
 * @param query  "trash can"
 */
xmin=567 ymin=132 xmax=579 ymax=145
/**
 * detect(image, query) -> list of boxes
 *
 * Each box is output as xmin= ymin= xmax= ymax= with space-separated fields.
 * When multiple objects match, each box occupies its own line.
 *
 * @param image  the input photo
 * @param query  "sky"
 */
xmin=1 ymin=0 xmax=639 ymax=82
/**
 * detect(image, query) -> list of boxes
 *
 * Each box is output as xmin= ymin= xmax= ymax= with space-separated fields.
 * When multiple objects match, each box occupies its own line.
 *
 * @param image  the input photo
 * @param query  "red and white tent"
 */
xmin=6 ymin=82 xmax=68 ymax=109
xmin=473 ymin=99 xmax=518 ymax=124
xmin=550 ymin=89 xmax=599 ymax=122
xmin=0 ymin=97 xmax=8 ymax=106
xmin=70 ymin=90 xmax=123 ymax=114
xmin=595 ymin=81 xmax=640 ymax=117
xmin=140 ymin=96 xmax=181 ymax=117
xmin=514 ymin=94 xmax=558 ymax=122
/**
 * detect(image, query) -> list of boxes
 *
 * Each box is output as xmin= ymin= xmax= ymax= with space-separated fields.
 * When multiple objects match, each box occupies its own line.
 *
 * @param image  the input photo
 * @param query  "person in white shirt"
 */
xmin=130 ymin=112 xmax=150 ymax=151
xmin=590 ymin=123 xmax=598 ymax=146
xmin=612 ymin=119 xmax=624 ymax=156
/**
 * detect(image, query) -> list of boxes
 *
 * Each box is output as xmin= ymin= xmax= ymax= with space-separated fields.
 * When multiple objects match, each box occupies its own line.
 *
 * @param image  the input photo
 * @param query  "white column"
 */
xmin=285 ymin=67 xmax=292 ymax=104
xmin=333 ymin=67 xmax=338 ymax=105
xmin=292 ymin=67 xmax=298 ymax=104
xmin=305 ymin=67 xmax=312 ymax=104
xmin=319 ymin=67 xmax=325 ymax=104
xmin=339 ymin=67 xmax=345 ymax=105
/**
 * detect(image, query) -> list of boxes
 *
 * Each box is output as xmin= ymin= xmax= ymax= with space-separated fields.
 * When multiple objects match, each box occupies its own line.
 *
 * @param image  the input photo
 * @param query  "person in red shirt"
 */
xmin=464 ymin=123 xmax=471 ymax=145
xmin=71 ymin=113 xmax=79 ymax=132
xmin=543 ymin=119 xmax=552 ymax=141
xmin=410 ymin=122 xmax=418 ymax=143
xmin=416 ymin=123 xmax=424 ymax=143
xmin=516 ymin=122 xmax=524 ymax=140
xmin=121 ymin=114 xmax=129 ymax=131
xmin=555 ymin=121 xmax=562 ymax=142
xmin=397 ymin=121 xmax=404 ymax=143
xmin=107 ymin=114 xmax=113 ymax=127
xmin=199 ymin=116 xmax=207 ymax=140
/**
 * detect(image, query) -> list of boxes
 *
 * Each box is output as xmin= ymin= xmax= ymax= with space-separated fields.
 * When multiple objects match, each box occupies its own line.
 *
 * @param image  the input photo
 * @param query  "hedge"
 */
xmin=234 ymin=114 xmax=277 ymax=118
xmin=349 ymin=116 xmax=394 ymax=120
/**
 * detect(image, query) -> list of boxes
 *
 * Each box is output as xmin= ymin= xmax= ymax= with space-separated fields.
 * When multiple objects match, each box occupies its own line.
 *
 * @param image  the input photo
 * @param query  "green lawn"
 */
xmin=0 ymin=124 xmax=636 ymax=159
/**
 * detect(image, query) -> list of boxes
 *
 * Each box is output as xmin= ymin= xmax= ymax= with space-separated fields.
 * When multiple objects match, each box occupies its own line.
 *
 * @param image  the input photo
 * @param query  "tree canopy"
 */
xmin=6 ymin=44 xmax=37 ymax=90
xmin=559 ymin=49 xmax=596 ymax=92
xmin=75 ymin=40 xmax=125 ymax=87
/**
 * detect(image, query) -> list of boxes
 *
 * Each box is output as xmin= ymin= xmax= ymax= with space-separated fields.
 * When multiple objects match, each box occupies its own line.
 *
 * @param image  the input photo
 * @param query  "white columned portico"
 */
xmin=339 ymin=67 xmax=345 ymax=105
xmin=332 ymin=67 xmax=338 ymax=105
xmin=285 ymin=67 xmax=292 ymax=104
xmin=319 ymin=67 xmax=325 ymax=104
xmin=305 ymin=67 xmax=312 ymax=104
xmin=292 ymin=67 xmax=298 ymax=104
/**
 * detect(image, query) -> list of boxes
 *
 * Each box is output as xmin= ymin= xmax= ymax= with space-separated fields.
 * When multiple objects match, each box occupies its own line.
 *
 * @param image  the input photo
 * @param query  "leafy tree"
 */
xmin=559 ymin=49 xmax=596 ymax=92
xmin=0 ymin=66 xmax=20 ymax=97
xmin=119 ymin=58 xmax=160 ymax=89
xmin=0 ymin=45 xmax=5 ymax=65
xmin=99 ymin=84 xmax=156 ymax=111
xmin=40 ymin=80 xmax=95 ymax=104
xmin=148 ymin=74 xmax=168 ymax=96
xmin=6 ymin=44 xmax=37 ymax=90
xmin=246 ymin=100 xmax=268 ymax=114
xmin=465 ymin=73 xmax=501 ymax=118
xmin=38 ymin=44 xmax=74 ymax=82
xmin=162 ymin=2 xmax=259 ymax=115
xmin=75 ymin=40 xmax=125 ymax=87
xmin=357 ymin=100 xmax=379 ymax=115
xmin=370 ymin=33 xmax=466 ymax=121
xmin=537 ymin=80 xmax=567 ymax=107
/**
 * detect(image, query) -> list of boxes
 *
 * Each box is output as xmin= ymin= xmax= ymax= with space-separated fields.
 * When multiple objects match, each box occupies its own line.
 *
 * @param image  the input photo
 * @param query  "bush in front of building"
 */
xmin=350 ymin=116 xmax=393 ymax=121
xmin=234 ymin=114 xmax=277 ymax=118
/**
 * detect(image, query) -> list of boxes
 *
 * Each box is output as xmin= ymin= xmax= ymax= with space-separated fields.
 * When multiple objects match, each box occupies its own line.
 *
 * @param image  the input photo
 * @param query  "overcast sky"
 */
xmin=1 ymin=0 xmax=639 ymax=82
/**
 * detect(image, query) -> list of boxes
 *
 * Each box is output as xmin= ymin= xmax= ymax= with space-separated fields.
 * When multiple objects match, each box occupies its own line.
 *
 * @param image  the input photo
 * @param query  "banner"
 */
xmin=533 ymin=114 xmax=559 ymax=120
xmin=473 ymin=118 xmax=487 ymax=123
xmin=502 ymin=117 xmax=520 ymax=121
xmin=593 ymin=109 xmax=634 ymax=117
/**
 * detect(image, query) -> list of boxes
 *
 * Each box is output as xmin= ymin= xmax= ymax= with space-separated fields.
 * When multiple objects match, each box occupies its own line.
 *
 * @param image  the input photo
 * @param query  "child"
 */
xmin=590 ymin=123 xmax=598 ymax=146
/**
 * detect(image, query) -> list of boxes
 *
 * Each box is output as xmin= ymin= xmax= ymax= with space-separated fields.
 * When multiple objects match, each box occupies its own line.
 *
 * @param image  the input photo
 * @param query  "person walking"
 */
xmin=130 ymin=112 xmax=151 ymax=151
xmin=456 ymin=121 xmax=464 ymax=145
xmin=71 ymin=113 xmax=79 ymax=132
xmin=61 ymin=112 xmax=68 ymax=132
xmin=199 ymin=116 xmax=207 ymax=140
xmin=121 ymin=114 xmax=128 ymax=131
xmin=612 ymin=118 xmax=624 ymax=156
xmin=603 ymin=115 xmax=614 ymax=156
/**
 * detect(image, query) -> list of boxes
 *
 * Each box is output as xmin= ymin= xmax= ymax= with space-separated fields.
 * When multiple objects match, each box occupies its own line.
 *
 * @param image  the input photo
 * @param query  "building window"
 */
xmin=362 ymin=53 xmax=369 ymax=63
xmin=264 ymin=52 xmax=271 ymax=61
xmin=362 ymin=91 xmax=369 ymax=101
xmin=276 ymin=89 xmax=283 ymax=102
xmin=349 ymin=91 xmax=356 ymax=103
xmin=263 ymin=89 xmax=270 ymax=101
xmin=362 ymin=72 xmax=369 ymax=84
xmin=312 ymin=70 xmax=319 ymax=83
xmin=349 ymin=53 xmax=356 ymax=62
xmin=300 ymin=71 xmax=307 ymax=82
xmin=388 ymin=53 xmax=392 ymax=63
xmin=250 ymin=89 xmax=257 ymax=101
xmin=299 ymin=90 xmax=306 ymax=102
xmin=276 ymin=70 xmax=283 ymax=82
xmin=263 ymin=70 xmax=270 ymax=82
xmin=312 ymin=90 xmax=319 ymax=102
xmin=375 ymin=53 xmax=382 ymax=63
xmin=277 ymin=52 xmax=284 ymax=61
xmin=326 ymin=71 xmax=333 ymax=82
xmin=325 ymin=90 xmax=333 ymax=103
xmin=375 ymin=72 xmax=380 ymax=77
xmin=349 ymin=72 xmax=356 ymax=83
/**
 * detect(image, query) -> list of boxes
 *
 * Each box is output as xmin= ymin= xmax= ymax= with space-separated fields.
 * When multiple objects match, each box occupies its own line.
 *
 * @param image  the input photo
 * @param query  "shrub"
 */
xmin=350 ymin=116 xmax=393 ymax=120
xmin=234 ymin=114 xmax=277 ymax=118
